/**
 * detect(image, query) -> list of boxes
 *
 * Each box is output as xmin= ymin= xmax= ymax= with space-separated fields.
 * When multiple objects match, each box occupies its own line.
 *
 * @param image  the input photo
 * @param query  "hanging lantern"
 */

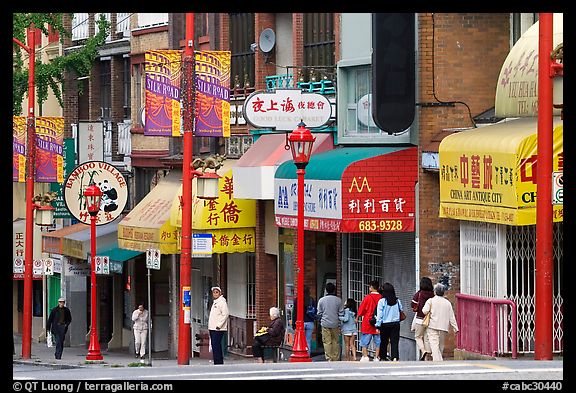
xmin=83 ymin=183 xmax=103 ymax=217
xmin=196 ymin=172 xmax=221 ymax=200
xmin=288 ymin=121 xmax=316 ymax=168
xmin=35 ymin=205 xmax=55 ymax=226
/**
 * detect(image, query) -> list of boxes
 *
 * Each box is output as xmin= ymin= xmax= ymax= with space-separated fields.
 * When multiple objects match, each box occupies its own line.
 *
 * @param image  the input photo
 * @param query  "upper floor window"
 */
xmin=122 ymin=57 xmax=131 ymax=120
xmin=137 ymin=13 xmax=168 ymax=28
xmin=100 ymin=59 xmax=111 ymax=120
xmin=229 ymin=13 xmax=255 ymax=89
xmin=338 ymin=64 xmax=411 ymax=144
xmin=303 ymin=13 xmax=335 ymax=81
xmin=72 ymin=13 xmax=89 ymax=41
xmin=511 ymin=13 xmax=538 ymax=45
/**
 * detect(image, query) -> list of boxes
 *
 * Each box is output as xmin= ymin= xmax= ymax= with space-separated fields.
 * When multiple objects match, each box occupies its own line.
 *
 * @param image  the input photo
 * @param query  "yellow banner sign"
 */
xmin=170 ymin=165 xmax=256 ymax=230
xmin=439 ymin=119 xmax=563 ymax=226
xmin=195 ymin=228 xmax=255 ymax=254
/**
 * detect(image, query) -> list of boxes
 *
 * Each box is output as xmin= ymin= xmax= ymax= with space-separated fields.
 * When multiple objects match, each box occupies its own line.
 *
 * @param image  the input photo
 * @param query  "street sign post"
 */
xmin=145 ymin=248 xmax=161 ymax=366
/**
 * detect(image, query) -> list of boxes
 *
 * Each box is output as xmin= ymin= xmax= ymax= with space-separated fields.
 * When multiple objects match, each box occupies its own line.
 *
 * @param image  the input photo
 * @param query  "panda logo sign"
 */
xmin=63 ymin=161 xmax=128 ymax=225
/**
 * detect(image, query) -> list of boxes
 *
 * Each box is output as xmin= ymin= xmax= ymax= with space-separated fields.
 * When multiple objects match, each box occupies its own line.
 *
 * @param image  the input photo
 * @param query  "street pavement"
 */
xmin=12 ymin=333 xmax=259 ymax=369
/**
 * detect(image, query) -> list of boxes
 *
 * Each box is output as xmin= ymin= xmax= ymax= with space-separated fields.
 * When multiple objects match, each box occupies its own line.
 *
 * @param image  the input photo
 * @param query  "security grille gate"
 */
xmin=346 ymin=232 xmax=416 ymax=357
xmin=460 ymin=221 xmax=563 ymax=355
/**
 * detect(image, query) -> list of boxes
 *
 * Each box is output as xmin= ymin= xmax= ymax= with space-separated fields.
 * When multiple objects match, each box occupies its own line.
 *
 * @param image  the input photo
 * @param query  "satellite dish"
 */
xmin=258 ymin=28 xmax=276 ymax=53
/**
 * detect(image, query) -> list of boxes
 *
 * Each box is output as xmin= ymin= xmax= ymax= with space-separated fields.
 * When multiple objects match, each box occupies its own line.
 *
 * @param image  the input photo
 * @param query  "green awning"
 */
xmin=95 ymin=246 xmax=144 ymax=262
xmin=275 ymin=146 xmax=407 ymax=180
xmin=87 ymin=243 xmax=144 ymax=274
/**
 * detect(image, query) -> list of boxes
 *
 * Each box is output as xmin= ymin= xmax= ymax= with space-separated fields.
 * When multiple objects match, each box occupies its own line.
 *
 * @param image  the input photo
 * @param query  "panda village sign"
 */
xmin=63 ymin=161 xmax=128 ymax=225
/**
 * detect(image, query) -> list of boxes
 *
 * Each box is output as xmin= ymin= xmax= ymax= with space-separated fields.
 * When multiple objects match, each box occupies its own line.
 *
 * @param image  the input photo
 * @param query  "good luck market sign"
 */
xmin=243 ymin=89 xmax=332 ymax=130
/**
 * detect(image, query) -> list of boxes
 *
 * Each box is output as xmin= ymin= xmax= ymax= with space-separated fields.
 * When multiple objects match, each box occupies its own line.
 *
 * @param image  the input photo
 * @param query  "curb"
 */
xmin=13 ymin=359 xmax=85 ymax=370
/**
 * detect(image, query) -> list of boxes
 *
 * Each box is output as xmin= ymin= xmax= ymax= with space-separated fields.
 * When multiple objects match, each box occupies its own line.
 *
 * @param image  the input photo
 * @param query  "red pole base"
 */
xmin=86 ymin=331 xmax=103 ymax=361
xmin=289 ymin=325 xmax=312 ymax=362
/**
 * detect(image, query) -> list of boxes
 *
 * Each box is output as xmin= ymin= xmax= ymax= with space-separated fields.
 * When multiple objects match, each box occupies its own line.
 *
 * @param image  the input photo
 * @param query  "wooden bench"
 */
xmin=261 ymin=335 xmax=286 ymax=363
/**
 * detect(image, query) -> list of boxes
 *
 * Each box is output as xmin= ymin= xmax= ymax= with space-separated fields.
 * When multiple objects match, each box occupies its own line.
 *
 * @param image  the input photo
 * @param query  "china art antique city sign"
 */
xmin=63 ymin=161 xmax=128 ymax=225
xmin=243 ymin=89 xmax=332 ymax=130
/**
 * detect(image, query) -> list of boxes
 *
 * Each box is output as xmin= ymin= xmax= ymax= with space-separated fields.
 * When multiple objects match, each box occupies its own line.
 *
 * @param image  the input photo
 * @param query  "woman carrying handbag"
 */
xmin=410 ymin=277 xmax=435 ymax=360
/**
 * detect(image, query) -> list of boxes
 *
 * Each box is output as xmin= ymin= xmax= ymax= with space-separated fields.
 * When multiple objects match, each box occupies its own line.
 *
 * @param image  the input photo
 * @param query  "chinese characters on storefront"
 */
xmin=439 ymin=123 xmax=563 ymax=225
xmin=274 ymin=148 xmax=418 ymax=232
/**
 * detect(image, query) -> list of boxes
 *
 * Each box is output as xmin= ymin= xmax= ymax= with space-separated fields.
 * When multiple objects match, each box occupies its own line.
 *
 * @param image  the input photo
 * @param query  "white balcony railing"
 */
xmin=72 ymin=13 xmax=89 ymax=41
xmin=117 ymin=120 xmax=132 ymax=156
xmin=116 ymin=13 xmax=131 ymax=38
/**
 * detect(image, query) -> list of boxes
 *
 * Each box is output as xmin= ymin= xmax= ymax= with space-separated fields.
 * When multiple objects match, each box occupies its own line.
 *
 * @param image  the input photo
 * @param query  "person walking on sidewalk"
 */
xmin=421 ymin=283 xmax=459 ymax=361
xmin=208 ymin=285 xmax=229 ymax=365
xmin=411 ymin=276 xmax=435 ymax=360
xmin=317 ymin=282 xmax=344 ymax=361
xmin=355 ymin=280 xmax=382 ymax=362
xmin=46 ymin=297 xmax=72 ymax=360
xmin=131 ymin=304 xmax=149 ymax=362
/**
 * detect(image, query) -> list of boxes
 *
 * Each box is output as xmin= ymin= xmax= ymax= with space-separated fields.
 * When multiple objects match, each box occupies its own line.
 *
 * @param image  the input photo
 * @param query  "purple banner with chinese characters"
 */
xmin=13 ymin=116 xmax=26 ymax=182
xmin=145 ymin=50 xmax=183 ymax=137
xmin=194 ymin=51 xmax=231 ymax=137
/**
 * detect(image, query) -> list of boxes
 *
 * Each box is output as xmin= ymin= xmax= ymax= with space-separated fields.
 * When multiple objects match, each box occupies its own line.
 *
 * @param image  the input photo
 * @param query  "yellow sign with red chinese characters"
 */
xmin=169 ymin=160 xmax=256 ymax=253
xmin=439 ymin=118 xmax=563 ymax=226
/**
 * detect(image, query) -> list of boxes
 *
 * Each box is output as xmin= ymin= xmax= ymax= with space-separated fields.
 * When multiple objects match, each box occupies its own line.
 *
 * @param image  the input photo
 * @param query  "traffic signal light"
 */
xmin=372 ymin=13 xmax=416 ymax=134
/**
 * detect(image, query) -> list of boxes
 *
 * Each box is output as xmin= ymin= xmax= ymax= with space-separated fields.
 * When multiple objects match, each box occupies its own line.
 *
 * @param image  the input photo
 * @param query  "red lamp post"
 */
xmin=13 ymin=26 xmax=36 ymax=360
xmin=288 ymin=121 xmax=315 ymax=363
xmin=84 ymin=182 xmax=104 ymax=361
xmin=178 ymin=12 xmax=195 ymax=365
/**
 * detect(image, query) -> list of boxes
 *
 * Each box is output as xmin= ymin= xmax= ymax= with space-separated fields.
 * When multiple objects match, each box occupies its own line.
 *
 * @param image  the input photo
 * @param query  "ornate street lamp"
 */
xmin=196 ymin=172 xmax=221 ymax=200
xmin=83 ymin=182 xmax=104 ymax=361
xmin=288 ymin=121 xmax=315 ymax=363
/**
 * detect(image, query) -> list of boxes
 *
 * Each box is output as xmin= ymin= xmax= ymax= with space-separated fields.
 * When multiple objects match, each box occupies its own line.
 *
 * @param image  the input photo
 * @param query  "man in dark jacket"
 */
xmin=46 ymin=297 xmax=72 ymax=359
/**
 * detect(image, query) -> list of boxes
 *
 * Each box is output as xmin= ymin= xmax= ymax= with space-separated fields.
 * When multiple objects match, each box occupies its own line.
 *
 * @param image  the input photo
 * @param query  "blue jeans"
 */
xmin=304 ymin=321 xmax=314 ymax=354
xmin=52 ymin=324 xmax=67 ymax=359
xmin=209 ymin=330 xmax=225 ymax=365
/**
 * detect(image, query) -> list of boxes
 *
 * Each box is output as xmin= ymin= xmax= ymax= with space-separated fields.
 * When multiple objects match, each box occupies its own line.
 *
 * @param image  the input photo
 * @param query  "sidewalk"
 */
xmin=13 ymin=333 xmax=256 ymax=369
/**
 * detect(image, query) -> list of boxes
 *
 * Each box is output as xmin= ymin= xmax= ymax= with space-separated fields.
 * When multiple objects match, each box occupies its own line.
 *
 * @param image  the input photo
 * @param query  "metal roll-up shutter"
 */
xmin=381 ymin=232 xmax=416 ymax=339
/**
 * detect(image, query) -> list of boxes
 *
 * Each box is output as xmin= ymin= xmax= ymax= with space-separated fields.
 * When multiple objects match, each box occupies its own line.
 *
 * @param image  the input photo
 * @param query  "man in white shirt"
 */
xmin=208 ymin=286 xmax=229 ymax=365
xmin=131 ymin=304 xmax=149 ymax=362
xmin=421 ymin=283 xmax=459 ymax=361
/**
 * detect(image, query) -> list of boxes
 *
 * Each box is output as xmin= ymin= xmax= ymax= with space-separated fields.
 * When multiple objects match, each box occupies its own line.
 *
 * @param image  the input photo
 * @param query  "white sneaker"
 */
xmin=360 ymin=356 xmax=370 ymax=362
xmin=373 ymin=357 xmax=380 ymax=362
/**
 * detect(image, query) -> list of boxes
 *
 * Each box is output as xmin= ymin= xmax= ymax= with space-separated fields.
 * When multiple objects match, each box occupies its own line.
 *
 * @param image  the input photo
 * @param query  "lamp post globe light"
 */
xmin=288 ymin=121 xmax=315 ymax=363
xmin=84 ymin=182 xmax=104 ymax=360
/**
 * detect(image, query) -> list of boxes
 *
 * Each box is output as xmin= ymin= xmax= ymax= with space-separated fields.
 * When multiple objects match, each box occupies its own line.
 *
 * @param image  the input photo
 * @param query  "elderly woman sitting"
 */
xmin=252 ymin=306 xmax=286 ymax=363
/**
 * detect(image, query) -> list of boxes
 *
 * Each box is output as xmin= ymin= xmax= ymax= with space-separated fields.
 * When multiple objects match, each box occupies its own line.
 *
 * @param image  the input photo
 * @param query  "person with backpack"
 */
xmin=355 ymin=280 xmax=382 ymax=362
xmin=292 ymin=286 xmax=317 ymax=355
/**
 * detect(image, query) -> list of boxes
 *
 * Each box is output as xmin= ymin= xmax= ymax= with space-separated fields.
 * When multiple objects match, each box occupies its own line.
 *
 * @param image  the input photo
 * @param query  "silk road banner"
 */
xmin=13 ymin=116 xmax=26 ymax=182
xmin=145 ymin=50 xmax=182 ymax=137
xmin=194 ymin=50 xmax=231 ymax=137
xmin=13 ymin=116 xmax=64 ymax=183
